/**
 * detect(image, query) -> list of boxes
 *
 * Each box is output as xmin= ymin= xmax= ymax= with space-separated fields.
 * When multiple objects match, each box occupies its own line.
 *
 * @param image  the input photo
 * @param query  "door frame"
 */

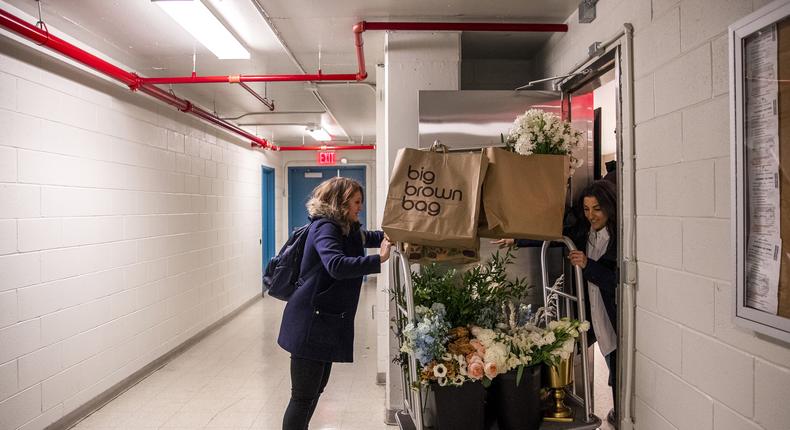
xmin=261 ymin=165 xmax=276 ymax=283
xmin=284 ymin=160 xmax=376 ymax=233
xmin=556 ymin=25 xmax=636 ymax=429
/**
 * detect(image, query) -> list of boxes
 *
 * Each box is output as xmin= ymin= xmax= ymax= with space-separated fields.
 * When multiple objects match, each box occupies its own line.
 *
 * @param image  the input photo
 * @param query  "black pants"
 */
xmin=282 ymin=356 xmax=333 ymax=430
xmin=605 ymin=351 xmax=617 ymax=416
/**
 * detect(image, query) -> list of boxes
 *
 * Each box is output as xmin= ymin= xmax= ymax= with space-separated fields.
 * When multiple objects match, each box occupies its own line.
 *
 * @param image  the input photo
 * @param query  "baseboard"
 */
xmin=385 ymin=407 xmax=400 ymax=425
xmin=47 ymin=295 xmax=262 ymax=430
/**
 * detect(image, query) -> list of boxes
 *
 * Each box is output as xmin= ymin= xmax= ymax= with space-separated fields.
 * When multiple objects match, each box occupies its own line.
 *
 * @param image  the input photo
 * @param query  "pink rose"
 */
xmin=484 ymin=362 xmax=498 ymax=379
xmin=468 ymin=362 xmax=484 ymax=380
xmin=466 ymin=354 xmax=483 ymax=365
xmin=470 ymin=339 xmax=486 ymax=357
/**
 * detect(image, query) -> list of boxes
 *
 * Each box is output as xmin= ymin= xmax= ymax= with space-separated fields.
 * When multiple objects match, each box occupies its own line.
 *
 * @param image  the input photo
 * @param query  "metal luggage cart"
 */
xmin=390 ymin=245 xmax=424 ymax=430
xmin=539 ymin=238 xmax=601 ymax=429
xmin=391 ymin=239 xmax=601 ymax=430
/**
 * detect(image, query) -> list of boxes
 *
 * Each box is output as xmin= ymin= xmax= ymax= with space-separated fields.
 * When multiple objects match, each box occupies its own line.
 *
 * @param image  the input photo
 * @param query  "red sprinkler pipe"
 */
xmin=0 ymin=8 xmax=374 ymax=151
xmin=358 ymin=22 xmax=568 ymax=32
xmin=141 ymin=73 xmax=360 ymax=85
xmin=0 ymin=8 xmax=277 ymax=149
xmin=271 ymin=145 xmax=376 ymax=151
xmin=138 ymin=21 xmax=566 ymax=86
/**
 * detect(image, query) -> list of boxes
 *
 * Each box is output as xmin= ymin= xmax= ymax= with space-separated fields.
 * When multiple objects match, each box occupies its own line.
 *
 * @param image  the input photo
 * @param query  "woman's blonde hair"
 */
xmin=306 ymin=177 xmax=364 ymax=235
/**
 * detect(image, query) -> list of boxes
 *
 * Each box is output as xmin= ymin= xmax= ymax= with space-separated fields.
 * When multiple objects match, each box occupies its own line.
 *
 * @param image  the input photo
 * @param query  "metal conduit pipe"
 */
xmin=0 ymin=7 xmax=375 ymax=151
xmin=237 ymin=82 xmax=275 ymax=111
xmin=0 ymin=7 xmax=272 ymax=149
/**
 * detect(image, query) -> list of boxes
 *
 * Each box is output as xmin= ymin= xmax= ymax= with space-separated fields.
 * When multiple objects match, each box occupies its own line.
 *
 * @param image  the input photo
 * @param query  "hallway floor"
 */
xmin=69 ymin=278 xmax=614 ymax=430
xmin=71 ymin=279 xmax=394 ymax=430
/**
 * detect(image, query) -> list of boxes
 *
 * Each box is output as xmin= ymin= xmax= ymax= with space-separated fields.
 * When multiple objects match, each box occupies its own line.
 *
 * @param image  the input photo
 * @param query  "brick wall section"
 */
xmin=0 ymin=34 xmax=279 ymax=429
xmin=537 ymin=0 xmax=790 ymax=429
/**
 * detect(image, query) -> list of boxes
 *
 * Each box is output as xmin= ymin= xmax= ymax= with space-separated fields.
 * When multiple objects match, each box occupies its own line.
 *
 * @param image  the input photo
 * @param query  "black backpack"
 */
xmin=263 ymin=220 xmax=324 ymax=301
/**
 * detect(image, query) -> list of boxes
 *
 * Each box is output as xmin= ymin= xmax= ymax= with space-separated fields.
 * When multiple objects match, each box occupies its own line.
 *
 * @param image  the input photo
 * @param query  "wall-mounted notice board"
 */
xmin=731 ymin=0 xmax=790 ymax=343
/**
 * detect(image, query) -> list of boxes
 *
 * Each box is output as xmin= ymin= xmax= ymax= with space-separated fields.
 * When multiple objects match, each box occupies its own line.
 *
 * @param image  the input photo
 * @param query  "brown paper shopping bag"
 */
xmin=382 ymin=144 xmax=488 ymax=248
xmin=479 ymin=147 xmax=569 ymax=240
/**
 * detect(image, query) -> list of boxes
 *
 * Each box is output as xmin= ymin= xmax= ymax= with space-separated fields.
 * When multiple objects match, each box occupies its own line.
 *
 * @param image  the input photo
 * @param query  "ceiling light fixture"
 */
xmin=306 ymin=126 xmax=331 ymax=141
xmin=153 ymin=0 xmax=250 ymax=60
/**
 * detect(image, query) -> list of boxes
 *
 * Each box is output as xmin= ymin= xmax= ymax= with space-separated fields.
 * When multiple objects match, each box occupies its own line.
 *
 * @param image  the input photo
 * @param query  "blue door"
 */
xmin=261 ymin=166 xmax=275 ymax=295
xmin=288 ymin=166 xmax=367 ymax=233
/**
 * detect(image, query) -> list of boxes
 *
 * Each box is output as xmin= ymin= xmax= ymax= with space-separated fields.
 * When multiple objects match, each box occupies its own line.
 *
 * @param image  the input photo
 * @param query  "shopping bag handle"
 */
xmin=430 ymin=140 xmax=448 ymax=153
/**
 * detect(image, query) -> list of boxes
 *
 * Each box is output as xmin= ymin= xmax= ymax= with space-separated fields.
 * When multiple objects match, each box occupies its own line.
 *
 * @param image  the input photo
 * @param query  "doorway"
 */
xmin=558 ymin=34 xmax=636 ymax=429
xmin=261 ymin=166 xmax=275 ymax=296
xmin=287 ymin=166 xmax=368 ymax=233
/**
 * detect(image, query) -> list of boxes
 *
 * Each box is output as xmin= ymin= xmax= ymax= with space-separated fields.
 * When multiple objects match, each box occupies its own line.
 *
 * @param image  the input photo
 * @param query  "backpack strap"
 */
xmin=297 ymin=218 xmax=332 ymax=285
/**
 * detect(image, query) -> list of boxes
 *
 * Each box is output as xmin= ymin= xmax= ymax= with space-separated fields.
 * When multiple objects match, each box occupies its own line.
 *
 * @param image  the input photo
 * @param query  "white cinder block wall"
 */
xmin=537 ymin=0 xmax=790 ymax=429
xmin=0 ymin=32 xmax=280 ymax=429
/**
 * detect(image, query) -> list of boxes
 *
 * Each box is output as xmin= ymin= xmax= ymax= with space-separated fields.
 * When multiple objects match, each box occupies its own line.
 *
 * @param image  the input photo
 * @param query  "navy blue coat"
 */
xmin=277 ymin=218 xmax=384 ymax=363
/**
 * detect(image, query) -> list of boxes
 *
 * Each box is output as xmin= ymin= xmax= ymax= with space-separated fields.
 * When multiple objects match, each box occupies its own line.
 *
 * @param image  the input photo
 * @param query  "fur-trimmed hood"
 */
xmin=307 ymin=200 xmax=352 ymax=235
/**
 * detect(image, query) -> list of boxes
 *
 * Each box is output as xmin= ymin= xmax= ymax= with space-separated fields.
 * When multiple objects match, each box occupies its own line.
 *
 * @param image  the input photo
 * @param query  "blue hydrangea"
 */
xmin=401 ymin=303 xmax=450 ymax=366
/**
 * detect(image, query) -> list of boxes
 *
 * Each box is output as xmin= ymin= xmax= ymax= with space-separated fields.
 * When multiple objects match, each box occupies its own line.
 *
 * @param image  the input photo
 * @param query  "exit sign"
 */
xmin=317 ymin=151 xmax=336 ymax=165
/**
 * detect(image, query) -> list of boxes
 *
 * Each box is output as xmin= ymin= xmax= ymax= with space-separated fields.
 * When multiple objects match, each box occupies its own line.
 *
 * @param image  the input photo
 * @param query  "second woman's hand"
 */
xmin=490 ymin=238 xmax=515 ymax=249
xmin=568 ymin=250 xmax=588 ymax=269
xmin=379 ymin=238 xmax=392 ymax=263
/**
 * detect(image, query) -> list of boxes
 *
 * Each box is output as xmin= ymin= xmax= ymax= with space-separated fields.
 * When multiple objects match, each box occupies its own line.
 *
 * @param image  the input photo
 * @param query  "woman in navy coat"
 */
xmin=278 ymin=177 xmax=391 ymax=430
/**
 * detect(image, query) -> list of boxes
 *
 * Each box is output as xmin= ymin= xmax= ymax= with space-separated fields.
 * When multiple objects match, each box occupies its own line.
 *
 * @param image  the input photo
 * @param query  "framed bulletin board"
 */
xmin=731 ymin=0 xmax=790 ymax=343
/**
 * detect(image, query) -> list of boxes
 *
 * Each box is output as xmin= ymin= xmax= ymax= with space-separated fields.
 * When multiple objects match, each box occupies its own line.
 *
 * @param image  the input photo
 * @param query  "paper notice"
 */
xmin=745 ymin=235 xmax=782 ymax=314
xmin=744 ymin=24 xmax=782 ymax=314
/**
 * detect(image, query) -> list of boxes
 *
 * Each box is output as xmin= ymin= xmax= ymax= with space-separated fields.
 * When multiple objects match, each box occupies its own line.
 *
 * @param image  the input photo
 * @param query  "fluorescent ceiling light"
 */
xmin=306 ymin=127 xmax=331 ymax=141
xmin=154 ymin=0 xmax=250 ymax=60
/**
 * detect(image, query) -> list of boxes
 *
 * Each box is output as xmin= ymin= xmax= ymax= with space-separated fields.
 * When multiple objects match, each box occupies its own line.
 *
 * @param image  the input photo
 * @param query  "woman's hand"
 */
xmin=490 ymin=238 xmax=515 ymax=249
xmin=379 ymin=238 xmax=392 ymax=263
xmin=568 ymin=250 xmax=588 ymax=269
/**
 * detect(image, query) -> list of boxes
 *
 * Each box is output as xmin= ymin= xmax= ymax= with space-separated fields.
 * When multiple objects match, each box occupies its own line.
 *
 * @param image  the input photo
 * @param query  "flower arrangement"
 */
xmin=411 ymin=250 xmax=530 ymax=329
xmin=502 ymin=109 xmax=585 ymax=175
xmin=397 ymin=254 xmax=590 ymax=389
xmin=406 ymin=325 xmax=509 ymax=387
xmin=495 ymin=276 xmax=590 ymax=385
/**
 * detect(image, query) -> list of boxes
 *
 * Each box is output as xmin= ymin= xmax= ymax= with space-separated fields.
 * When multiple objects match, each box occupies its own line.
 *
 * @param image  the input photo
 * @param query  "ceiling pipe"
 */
xmin=277 ymin=145 xmax=374 ymax=151
xmin=221 ymin=110 xmax=326 ymax=120
xmin=138 ymin=20 xmax=567 ymax=86
xmin=249 ymin=0 xmax=353 ymax=144
xmin=359 ymin=22 xmax=568 ymax=32
xmin=237 ymin=81 xmax=275 ymax=111
xmin=0 ymin=7 xmax=373 ymax=151
xmin=142 ymin=72 xmax=360 ymax=84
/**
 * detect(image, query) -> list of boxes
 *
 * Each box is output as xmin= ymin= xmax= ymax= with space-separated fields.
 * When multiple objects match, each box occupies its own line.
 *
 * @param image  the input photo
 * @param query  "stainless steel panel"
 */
xmin=418 ymin=90 xmax=562 ymax=150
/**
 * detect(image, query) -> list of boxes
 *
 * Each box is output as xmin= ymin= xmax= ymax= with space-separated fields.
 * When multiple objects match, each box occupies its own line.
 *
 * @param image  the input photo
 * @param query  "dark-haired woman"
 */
xmin=494 ymin=180 xmax=618 ymax=425
xmin=278 ymin=177 xmax=391 ymax=430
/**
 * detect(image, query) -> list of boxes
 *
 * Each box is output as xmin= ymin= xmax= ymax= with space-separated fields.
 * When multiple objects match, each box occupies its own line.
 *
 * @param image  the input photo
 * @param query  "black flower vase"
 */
xmin=490 ymin=365 xmax=542 ymax=430
xmin=432 ymin=381 xmax=487 ymax=430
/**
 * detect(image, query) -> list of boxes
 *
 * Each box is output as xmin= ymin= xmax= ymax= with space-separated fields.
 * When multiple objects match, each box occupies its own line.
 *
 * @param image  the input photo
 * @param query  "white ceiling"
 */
xmin=2 ymin=0 xmax=578 ymax=147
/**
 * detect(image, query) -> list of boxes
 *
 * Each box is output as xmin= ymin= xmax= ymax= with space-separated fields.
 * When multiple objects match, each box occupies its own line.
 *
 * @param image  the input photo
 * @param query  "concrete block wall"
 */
xmin=0 ymin=32 xmax=279 ymax=429
xmin=537 ymin=0 xmax=790 ymax=429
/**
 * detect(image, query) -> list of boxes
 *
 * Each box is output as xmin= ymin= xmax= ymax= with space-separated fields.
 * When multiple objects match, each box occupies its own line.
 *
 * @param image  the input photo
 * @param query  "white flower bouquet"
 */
xmin=502 ymin=108 xmax=584 ymax=175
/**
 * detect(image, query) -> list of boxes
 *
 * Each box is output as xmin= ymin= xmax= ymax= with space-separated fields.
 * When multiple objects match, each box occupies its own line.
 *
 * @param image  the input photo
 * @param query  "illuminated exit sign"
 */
xmin=317 ymin=151 xmax=336 ymax=165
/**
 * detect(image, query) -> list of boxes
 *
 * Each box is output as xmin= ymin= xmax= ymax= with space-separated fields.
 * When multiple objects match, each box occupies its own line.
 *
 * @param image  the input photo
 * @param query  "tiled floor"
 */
xmin=71 ymin=278 xmax=615 ymax=430
xmin=72 ymin=279 xmax=395 ymax=430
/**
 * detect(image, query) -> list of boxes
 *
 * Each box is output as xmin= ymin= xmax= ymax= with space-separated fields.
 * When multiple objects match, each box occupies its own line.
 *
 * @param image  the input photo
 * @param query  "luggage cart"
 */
xmin=390 ymin=245 xmax=424 ymax=430
xmin=539 ymin=238 xmax=601 ymax=429
xmin=391 ymin=239 xmax=601 ymax=429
